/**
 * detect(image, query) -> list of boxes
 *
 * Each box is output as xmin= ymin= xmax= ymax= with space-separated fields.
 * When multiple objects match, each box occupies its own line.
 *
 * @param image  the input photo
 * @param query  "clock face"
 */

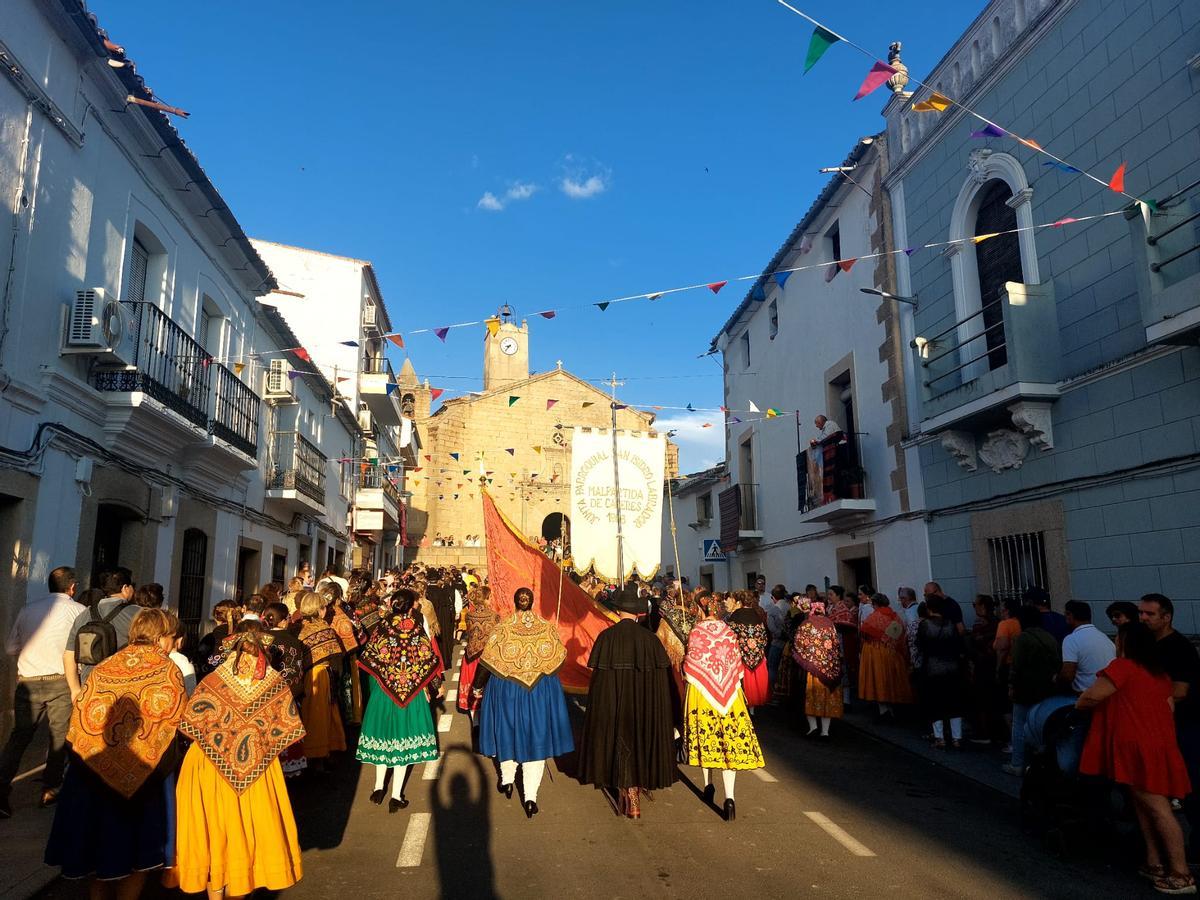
xmin=499 ymin=337 xmax=518 ymax=356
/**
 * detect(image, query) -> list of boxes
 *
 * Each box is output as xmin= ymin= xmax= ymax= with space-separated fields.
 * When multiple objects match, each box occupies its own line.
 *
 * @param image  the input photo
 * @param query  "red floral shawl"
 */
xmin=358 ymin=612 xmax=444 ymax=708
xmin=683 ymin=619 xmax=744 ymax=715
xmin=861 ymin=606 xmax=908 ymax=659
xmin=793 ymin=615 xmax=843 ymax=690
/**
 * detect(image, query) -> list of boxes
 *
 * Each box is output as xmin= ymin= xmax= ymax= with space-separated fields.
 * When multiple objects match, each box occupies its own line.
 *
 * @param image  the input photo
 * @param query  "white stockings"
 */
xmin=500 ymin=759 xmax=546 ymax=802
xmin=701 ymin=768 xmax=737 ymax=801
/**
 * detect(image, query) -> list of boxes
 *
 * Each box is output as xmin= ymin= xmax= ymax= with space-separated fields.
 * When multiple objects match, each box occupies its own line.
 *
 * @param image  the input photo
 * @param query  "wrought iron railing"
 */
xmin=93 ymin=301 xmax=211 ymax=428
xmin=211 ymin=363 xmax=260 ymax=457
xmin=363 ymin=355 xmax=395 ymax=378
xmin=358 ymin=468 xmax=401 ymax=505
xmin=918 ymin=299 xmax=1009 ymax=401
xmin=270 ymin=430 xmax=327 ymax=504
xmin=1147 ymin=178 xmax=1200 ymax=282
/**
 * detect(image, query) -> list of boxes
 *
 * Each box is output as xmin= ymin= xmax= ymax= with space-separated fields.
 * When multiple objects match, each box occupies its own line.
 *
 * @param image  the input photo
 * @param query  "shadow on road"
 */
xmin=433 ymin=747 xmax=497 ymax=900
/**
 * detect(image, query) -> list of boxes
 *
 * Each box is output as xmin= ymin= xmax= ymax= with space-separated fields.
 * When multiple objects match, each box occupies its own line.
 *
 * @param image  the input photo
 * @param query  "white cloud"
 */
xmin=560 ymin=174 xmax=607 ymax=199
xmin=558 ymin=155 xmax=611 ymax=200
xmin=505 ymin=182 xmax=538 ymax=201
xmin=477 ymin=191 xmax=504 ymax=211
xmin=652 ymin=411 xmax=725 ymax=473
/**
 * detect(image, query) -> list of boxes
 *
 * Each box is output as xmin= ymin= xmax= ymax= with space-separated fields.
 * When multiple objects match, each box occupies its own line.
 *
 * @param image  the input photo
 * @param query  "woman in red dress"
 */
xmin=727 ymin=591 xmax=771 ymax=709
xmin=1077 ymin=622 xmax=1194 ymax=895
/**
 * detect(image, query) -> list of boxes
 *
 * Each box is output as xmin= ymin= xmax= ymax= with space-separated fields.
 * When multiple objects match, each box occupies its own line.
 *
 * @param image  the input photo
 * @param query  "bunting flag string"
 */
xmin=773 ymin=1 xmax=1149 ymax=208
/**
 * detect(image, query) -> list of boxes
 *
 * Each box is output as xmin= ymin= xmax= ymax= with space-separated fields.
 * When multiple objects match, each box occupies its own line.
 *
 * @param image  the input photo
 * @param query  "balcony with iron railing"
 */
xmin=266 ymin=430 xmax=327 ymax=514
xmin=912 ymin=281 xmax=1060 ymax=436
xmin=798 ymin=433 xmax=877 ymax=525
xmin=92 ymin=301 xmax=261 ymax=461
xmin=1128 ymin=179 xmax=1200 ymax=345
xmin=354 ymin=467 xmax=401 ymax=530
xmin=360 ymin=355 xmax=402 ymax=427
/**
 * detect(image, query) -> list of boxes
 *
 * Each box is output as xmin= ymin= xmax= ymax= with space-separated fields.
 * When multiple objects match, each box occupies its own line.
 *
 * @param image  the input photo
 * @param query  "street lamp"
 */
xmin=860 ymin=287 xmax=918 ymax=308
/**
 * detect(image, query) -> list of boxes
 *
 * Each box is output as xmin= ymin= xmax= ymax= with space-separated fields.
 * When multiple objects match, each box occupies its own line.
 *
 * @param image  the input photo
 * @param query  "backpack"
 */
xmin=75 ymin=601 xmax=133 ymax=666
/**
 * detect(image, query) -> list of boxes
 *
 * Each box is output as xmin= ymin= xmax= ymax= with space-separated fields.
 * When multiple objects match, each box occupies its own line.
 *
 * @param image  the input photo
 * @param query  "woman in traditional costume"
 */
xmin=858 ymin=592 xmax=914 ymax=716
xmin=45 ymin=609 xmax=185 ymax=894
xmin=356 ymin=589 xmax=444 ymax=813
xmin=726 ymin=592 xmax=771 ymax=710
xmin=169 ymin=623 xmax=305 ymax=897
xmin=474 ymin=587 xmax=573 ymax=818
xmin=682 ymin=596 xmax=765 ymax=822
xmin=793 ymin=600 xmax=844 ymax=738
xmin=294 ymin=590 xmax=347 ymax=770
xmin=457 ymin=586 xmax=500 ymax=720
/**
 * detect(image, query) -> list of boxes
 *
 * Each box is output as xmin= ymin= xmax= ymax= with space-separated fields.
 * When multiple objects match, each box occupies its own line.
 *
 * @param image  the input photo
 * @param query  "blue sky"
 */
xmin=93 ymin=0 xmax=981 ymax=471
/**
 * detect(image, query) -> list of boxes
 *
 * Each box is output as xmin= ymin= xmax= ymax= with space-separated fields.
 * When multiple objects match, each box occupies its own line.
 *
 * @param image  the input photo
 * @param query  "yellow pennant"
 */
xmin=485 ymin=317 xmax=501 ymax=337
xmin=972 ymin=232 xmax=1000 ymax=244
xmin=912 ymin=91 xmax=951 ymax=112
xmin=233 ymin=362 xmax=245 ymax=376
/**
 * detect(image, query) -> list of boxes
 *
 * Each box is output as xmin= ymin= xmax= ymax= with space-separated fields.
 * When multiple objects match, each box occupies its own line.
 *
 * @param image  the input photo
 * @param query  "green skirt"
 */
xmin=355 ymin=677 xmax=439 ymax=766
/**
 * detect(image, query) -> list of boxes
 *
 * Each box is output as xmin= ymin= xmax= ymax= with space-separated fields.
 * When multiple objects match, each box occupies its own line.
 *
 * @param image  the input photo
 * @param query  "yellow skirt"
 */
xmin=683 ymin=686 xmax=765 ymax=771
xmin=858 ymin=642 xmax=914 ymax=704
xmin=805 ymin=673 xmax=844 ymax=718
xmin=166 ymin=745 xmax=302 ymax=895
xmin=301 ymin=663 xmax=347 ymax=759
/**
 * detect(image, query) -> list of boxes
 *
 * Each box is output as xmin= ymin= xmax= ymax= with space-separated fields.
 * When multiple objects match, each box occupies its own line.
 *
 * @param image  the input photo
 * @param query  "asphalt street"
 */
xmin=32 ymin=645 xmax=1148 ymax=899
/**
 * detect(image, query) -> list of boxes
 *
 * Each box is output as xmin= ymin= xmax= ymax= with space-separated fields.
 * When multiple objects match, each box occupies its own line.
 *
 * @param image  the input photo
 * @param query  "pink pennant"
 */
xmin=546 ymin=399 xmax=558 ymax=410
xmin=1052 ymin=217 xmax=1080 ymax=228
xmin=853 ymin=62 xmax=897 ymax=101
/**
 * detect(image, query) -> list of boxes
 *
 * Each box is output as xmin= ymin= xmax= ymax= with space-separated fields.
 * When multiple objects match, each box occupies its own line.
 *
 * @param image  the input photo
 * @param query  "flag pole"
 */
xmin=608 ymin=373 xmax=626 ymax=585
xmin=665 ymin=473 xmax=683 ymax=594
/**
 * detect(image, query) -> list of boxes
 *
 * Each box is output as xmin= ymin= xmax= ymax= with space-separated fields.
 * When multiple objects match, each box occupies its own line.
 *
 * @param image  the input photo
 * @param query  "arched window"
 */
xmin=974 ymin=179 xmax=1022 ymax=370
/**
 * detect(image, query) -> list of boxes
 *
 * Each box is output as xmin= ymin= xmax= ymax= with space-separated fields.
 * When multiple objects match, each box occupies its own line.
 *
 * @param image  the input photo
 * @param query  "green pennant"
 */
xmin=509 ymin=395 xmax=519 ymax=406
xmin=804 ymin=26 xmax=840 ymax=74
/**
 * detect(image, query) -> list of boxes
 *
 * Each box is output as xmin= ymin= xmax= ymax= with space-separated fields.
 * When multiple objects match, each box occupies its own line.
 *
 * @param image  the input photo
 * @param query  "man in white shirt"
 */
xmin=812 ymin=415 xmax=844 ymax=445
xmin=1 ymin=566 xmax=84 ymax=815
xmin=1060 ymin=600 xmax=1115 ymax=693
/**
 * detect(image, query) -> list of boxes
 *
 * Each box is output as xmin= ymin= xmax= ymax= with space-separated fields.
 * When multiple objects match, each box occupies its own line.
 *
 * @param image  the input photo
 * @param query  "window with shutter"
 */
xmin=128 ymin=239 xmax=149 ymax=304
xmin=974 ymin=180 xmax=1022 ymax=371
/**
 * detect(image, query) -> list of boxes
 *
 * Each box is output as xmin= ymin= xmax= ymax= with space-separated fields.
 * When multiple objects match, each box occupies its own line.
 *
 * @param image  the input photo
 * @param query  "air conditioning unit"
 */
xmin=61 ymin=288 xmax=135 ymax=365
xmin=362 ymin=303 xmax=376 ymax=326
xmin=264 ymin=358 xmax=295 ymax=402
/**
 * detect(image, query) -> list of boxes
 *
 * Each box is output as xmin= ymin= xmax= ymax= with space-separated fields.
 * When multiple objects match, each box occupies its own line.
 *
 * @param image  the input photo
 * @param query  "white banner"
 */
xmin=570 ymin=429 xmax=665 ymax=581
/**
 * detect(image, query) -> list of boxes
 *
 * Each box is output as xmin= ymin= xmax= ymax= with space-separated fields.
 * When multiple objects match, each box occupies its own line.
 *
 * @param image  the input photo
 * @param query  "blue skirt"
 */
xmin=45 ymin=754 xmax=176 ymax=880
xmin=478 ymin=673 xmax=574 ymax=763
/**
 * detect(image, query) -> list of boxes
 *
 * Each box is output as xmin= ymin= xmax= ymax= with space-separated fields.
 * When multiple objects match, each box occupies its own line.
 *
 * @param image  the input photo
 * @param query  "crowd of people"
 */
xmin=2 ymin=560 xmax=1198 ymax=895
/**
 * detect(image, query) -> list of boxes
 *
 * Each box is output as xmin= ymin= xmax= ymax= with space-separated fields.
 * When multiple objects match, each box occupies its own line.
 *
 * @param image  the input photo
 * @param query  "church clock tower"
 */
xmin=483 ymin=304 xmax=529 ymax=392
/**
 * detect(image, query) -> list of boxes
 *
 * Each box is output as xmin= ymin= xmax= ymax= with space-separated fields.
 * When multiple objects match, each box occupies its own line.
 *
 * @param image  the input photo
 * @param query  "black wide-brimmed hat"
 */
xmin=606 ymin=585 xmax=646 ymax=616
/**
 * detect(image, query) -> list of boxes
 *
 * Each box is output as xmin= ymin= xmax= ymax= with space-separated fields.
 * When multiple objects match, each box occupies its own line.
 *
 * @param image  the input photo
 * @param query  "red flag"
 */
xmin=853 ymin=61 xmax=897 ymax=101
xmin=294 ymin=348 xmax=311 ymax=363
xmin=387 ymin=334 xmax=404 ymax=349
xmin=430 ymin=388 xmax=444 ymax=401
xmin=1108 ymin=162 xmax=1126 ymax=194
xmin=838 ymin=257 xmax=857 ymax=273
xmin=707 ymin=281 xmax=727 ymax=294
xmin=539 ymin=311 xmax=556 ymax=319
xmin=482 ymin=492 xmax=616 ymax=693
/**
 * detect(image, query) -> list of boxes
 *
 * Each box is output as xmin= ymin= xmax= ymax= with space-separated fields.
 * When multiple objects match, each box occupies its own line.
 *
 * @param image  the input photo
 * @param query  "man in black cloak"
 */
xmin=578 ymin=586 xmax=676 ymax=818
xmin=424 ymin=570 xmax=457 ymax=668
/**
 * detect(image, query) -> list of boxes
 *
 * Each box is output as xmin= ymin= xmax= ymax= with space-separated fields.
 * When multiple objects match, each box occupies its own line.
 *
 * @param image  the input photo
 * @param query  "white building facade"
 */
xmin=710 ymin=136 xmax=932 ymax=595
xmin=0 ymin=0 xmax=361 ymax=723
xmin=661 ymin=465 xmax=732 ymax=592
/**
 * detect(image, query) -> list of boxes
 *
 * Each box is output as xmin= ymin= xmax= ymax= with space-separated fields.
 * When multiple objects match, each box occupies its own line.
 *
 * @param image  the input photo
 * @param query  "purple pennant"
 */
xmin=970 ymin=123 xmax=1007 ymax=139
xmin=904 ymin=247 xmax=917 ymax=256
xmin=288 ymin=370 xmax=305 ymax=380
xmin=434 ymin=327 xmax=449 ymax=342
xmin=729 ymin=416 xmax=742 ymax=424
xmin=339 ymin=340 xmax=360 ymax=347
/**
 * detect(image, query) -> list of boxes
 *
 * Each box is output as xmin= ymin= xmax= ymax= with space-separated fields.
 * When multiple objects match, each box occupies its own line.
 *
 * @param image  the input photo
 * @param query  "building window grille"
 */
xmin=987 ymin=531 xmax=1047 ymax=605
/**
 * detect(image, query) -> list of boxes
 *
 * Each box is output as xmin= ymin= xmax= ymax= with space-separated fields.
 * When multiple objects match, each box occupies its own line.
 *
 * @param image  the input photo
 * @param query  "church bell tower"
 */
xmin=483 ymin=304 xmax=529 ymax=392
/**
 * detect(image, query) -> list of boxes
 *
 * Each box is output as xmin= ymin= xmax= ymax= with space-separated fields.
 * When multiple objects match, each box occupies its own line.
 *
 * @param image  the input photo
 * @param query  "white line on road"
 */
xmin=752 ymin=768 xmax=778 ymax=783
xmin=451 ymin=670 xmax=459 ymax=682
xmin=395 ymin=812 xmax=432 ymax=868
xmin=437 ymin=713 xmax=454 ymax=733
xmin=422 ymin=753 xmax=444 ymax=781
xmin=446 ymin=688 xmax=458 ymax=703
xmin=13 ymin=764 xmax=45 ymax=784
xmin=803 ymin=811 xmax=877 ymax=857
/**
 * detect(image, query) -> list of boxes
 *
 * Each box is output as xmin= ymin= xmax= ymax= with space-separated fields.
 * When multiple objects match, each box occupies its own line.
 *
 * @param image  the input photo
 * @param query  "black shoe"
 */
xmin=369 ymin=789 xmax=386 ymax=805
xmin=388 ymin=796 xmax=409 ymax=813
xmin=702 ymin=784 xmax=716 ymax=805
xmin=498 ymin=780 xmax=513 ymax=799
xmin=524 ymin=800 xmax=539 ymax=818
xmin=724 ymin=799 xmax=736 ymax=822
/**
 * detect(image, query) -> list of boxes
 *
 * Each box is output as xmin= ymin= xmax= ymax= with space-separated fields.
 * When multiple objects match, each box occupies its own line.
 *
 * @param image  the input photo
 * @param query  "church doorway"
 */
xmin=541 ymin=512 xmax=569 ymax=543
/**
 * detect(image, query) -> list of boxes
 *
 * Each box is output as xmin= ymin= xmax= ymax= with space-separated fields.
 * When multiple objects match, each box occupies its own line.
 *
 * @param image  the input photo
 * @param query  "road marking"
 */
xmin=753 ymin=768 xmax=778 ymax=783
xmin=423 ymin=753 xmax=444 ymax=781
xmin=803 ymin=811 xmax=876 ymax=857
xmin=13 ymin=764 xmax=45 ymax=784
xmin=446 ymin=688 xmax=458 ymax=703
xmin=451 ymin=670 xmax=459 ymax=682
xmin=395 ymin=812 xmax=432 ymax=867
xmin=437 ymin=713 xmax=454 ymax=733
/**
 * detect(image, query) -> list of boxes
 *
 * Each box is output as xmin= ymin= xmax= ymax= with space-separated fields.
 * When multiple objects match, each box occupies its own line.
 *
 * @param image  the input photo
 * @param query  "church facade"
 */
xmin=400 ymin=309 xmax=677 ymax=572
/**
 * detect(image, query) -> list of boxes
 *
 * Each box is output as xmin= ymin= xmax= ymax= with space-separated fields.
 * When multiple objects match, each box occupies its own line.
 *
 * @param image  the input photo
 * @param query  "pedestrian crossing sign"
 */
xmin=702 ymin=539 xmax=726 ymax=562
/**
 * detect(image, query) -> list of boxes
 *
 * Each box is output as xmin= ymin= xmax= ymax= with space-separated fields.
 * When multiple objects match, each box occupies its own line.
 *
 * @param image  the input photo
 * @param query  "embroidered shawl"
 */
xmin=180 ymin=656 xmax=305 ymax=794
xmin=861 ymin=606 xmax=908 ymax=658
xmin=659 ymin=602 xmax=698 ymax=648
xmin=728 ymin=620 xmax=769 ymax=670
xmin=68 ymin=644 xmax=185 ymax=798
xmin=793 ymin=615 xmax=843 ymax=690
xmin=358 ymin=612 xmax=443 ymax=708
xmin=828 ymin=600 xmax=858 ymax=628
xmin=464 ymin=605 xmax=501 ymax=660
xmin=479 ymin=612 xmax=567 ymax=689
xmin=212 ymin=631 xmax=305 ymax=689
xmin=682 ymin=619 xmax=744 ymax=715
xmin=298 ymin=618 xmax=343 ymax=669
xmin=328 ymin=606 xmax=358 ymax=652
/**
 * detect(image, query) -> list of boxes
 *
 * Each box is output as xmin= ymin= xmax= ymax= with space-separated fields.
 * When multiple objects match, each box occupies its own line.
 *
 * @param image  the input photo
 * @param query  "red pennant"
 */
xmin=1052 ymin=217 xmax=1079 ymax=228
xmin=387 ymin=334 xmax=404 ymax=349
xmin=838 ymin=258 xmax=857 ymax=273
xmin=424 ymin=455 xmax=431 ymax=461
xmin=1108 ymin=162 xmax=1126 ymax=194
xmin=707 ymin=281 xmax=728 ymax=294
xmin=546 ymin=399 xmax=558 ymax=410
xmin=539 ymin=311 xmax=556 ymax=319
xmin=430 ymin=388 xmax=444 ymax=401
xmin=853 ymin=61 xmax=897 ymax=101
xmin=294 ymin=348 xmax=311 ymax=363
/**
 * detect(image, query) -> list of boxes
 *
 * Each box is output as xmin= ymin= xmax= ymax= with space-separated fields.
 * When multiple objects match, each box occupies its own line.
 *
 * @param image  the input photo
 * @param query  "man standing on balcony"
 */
xmin=811 ymin=414 xmax=843 ymax=445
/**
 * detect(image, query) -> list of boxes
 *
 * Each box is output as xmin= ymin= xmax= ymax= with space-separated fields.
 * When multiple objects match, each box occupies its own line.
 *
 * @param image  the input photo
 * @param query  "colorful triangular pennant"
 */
xmin=1108 ymin=162 xmax=1126 ymax=194
xmin=509 ymin=396 xmax=519 ymax=406
xmin=853 ymin=61 xmax=897 ymax=101
xmin=434 ymin=327 xmax=449 ymax=342
xmin=911 ymin=91 xmax=951 ymax=112
xmin=596 ymin=302 xmax=610 ymax=312
xmin=707 ymin=281 xmax=727 ymax=294
xmin=804 ymin=25 xmax=840 ymax=74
